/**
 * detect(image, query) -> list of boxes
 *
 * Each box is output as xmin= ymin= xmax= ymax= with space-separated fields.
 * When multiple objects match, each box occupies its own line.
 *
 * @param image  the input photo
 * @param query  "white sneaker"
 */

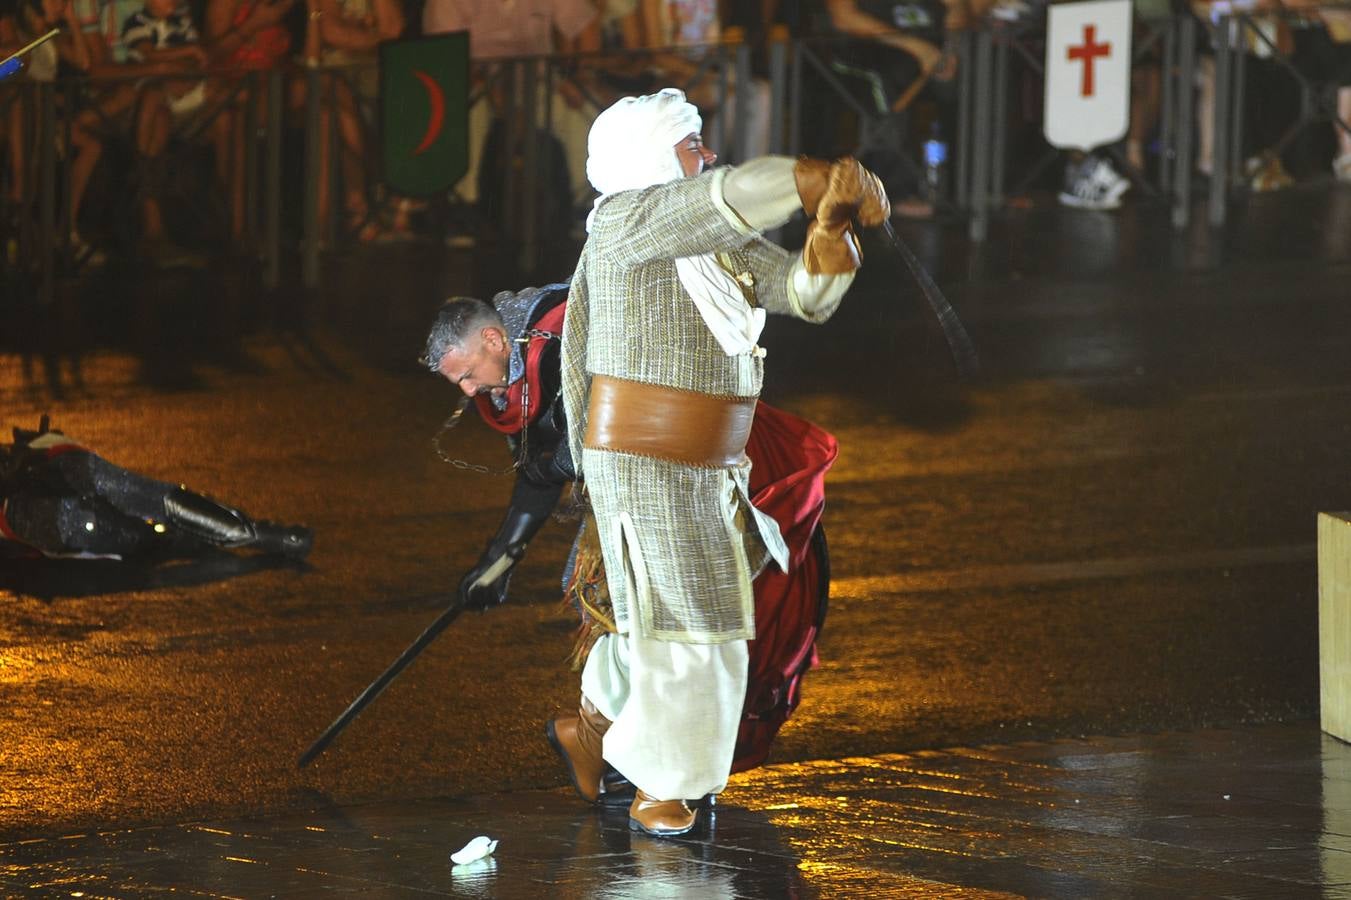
xmin=1098 ymin=158 xmax=1131 ymax=203
xmin=1058 ymin=155 xmax=1129 ymax=210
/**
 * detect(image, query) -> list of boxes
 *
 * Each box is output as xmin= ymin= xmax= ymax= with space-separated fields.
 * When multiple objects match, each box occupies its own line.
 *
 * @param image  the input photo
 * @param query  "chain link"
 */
xmin=431 ymin=330 xmax=559 ymax=476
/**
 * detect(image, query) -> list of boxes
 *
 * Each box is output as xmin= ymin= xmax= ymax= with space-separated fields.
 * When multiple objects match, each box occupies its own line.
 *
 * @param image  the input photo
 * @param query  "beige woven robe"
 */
xmin=562 ymin=166 xmax=833 ymax=644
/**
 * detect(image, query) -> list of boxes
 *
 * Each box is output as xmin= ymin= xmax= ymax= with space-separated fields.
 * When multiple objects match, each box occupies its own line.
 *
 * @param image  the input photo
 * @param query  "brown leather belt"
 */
xmin=584 ymin=375 xmax=756 ymax=468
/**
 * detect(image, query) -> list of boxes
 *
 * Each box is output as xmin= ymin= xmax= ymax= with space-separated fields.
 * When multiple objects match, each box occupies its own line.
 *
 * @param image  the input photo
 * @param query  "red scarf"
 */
xmin=472 ymin=302 xmax=566 ymax=435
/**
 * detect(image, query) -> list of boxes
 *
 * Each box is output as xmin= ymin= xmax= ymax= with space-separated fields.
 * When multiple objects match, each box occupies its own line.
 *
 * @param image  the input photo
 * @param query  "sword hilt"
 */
xmin=469 ymin=549 xmax=517 ymax=590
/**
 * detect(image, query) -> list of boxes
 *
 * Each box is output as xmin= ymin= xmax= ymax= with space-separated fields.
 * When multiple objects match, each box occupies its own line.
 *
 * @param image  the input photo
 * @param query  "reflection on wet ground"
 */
xmin=2 ymin=724 xmax=1347 ymax=896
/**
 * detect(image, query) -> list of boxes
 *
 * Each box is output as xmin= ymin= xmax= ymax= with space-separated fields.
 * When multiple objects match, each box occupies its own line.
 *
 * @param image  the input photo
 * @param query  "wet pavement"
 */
xmin=5 ymin=724 xmax=1351 ymax=896
xmin=2 ymin=182 xmax=1351 ymax=893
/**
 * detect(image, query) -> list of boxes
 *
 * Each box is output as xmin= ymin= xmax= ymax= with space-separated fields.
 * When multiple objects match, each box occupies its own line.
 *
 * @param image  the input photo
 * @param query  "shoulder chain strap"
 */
xmin=431 ymin=330 xmax=560 ymax=476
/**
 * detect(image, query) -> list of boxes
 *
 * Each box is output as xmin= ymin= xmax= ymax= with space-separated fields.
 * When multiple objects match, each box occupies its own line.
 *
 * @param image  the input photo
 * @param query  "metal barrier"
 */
xmin=958 ymin=14 xmax=1184 ymax=239
xmin=8 ymin=18 xmax=1348 ymax=298
xmin=1202 ymin=9 xmax=1351 ymax=227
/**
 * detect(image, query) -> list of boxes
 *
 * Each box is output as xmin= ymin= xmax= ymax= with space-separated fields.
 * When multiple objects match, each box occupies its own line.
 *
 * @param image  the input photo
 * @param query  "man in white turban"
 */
xmin=550 ymin=88 xmax=888 ymax=836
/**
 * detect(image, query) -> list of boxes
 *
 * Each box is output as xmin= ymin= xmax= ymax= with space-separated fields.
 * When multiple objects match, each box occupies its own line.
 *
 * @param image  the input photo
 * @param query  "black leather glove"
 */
xmin=457 ymin=480 xmax=560 ymax=610
xmin=457 ymin=540 xmax=525 ymax=610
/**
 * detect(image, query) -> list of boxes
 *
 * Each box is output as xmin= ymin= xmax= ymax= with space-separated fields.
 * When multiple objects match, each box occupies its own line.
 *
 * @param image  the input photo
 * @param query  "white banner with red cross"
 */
xmin=1044 ymin=0 xmax=1133 ymax=151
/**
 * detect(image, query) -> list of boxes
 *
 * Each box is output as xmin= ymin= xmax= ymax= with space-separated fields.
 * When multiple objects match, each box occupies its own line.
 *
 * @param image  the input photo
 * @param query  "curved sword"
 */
xmin=879 ymin=219 xmax=980 ymax=379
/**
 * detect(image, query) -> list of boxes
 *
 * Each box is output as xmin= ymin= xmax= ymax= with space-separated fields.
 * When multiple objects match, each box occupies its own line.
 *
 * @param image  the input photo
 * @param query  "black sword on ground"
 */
xmin=297 ymin=551 xmax=517 ymax=768
xmin=879 ymin=219 xmax=980 ymax=379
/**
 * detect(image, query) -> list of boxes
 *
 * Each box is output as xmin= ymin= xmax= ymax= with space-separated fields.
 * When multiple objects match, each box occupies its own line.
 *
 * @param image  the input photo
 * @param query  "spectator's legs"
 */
xmin=309 ymin=75 xmax=369 ymax=239
xmin=135 ymin=85 xmax=172 ymax=241
xmin=207 ymin=95 xmax=244 ymax=241
xmin=69 ymin=109 xmax=104 ymax=240
xmin=331 ymin=78 xmax=373 ymax=238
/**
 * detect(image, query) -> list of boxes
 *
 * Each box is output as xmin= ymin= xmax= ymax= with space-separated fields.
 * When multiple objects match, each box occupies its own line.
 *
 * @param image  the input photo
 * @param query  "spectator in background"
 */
xmin=65 ymin=0 xmax=172 ymax=266
xmin=421 ymin=0 xmax=598 ymax=241
xmin=305 ymin=0 xmax=403 ymax=241
xmin=422 ymin=0 xmax=595 ymax=60
xmin=7 ymin=0 xmax=101 ymax=256
xmin=204 ymin=0 xmax=295 ymax=239
xmin=206 ymin=0 xmax=293 ymax=71
xmin=1 ymin=0 xmax=23 ymax=213
xmin=821 ymin=0 xmax=965 ymax=217
xmin=1285 ymin=0 xmax=1351 ymax=182
xmin=628 ymin=0 xmax=773 ymax=159
xmin=122 ymin=0 xmax=228 ymax=261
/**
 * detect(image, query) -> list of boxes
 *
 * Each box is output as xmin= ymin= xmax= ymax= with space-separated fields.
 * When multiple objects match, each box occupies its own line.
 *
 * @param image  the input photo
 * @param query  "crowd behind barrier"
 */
xmin=2 ymin=0 xmax=1350 ymax=306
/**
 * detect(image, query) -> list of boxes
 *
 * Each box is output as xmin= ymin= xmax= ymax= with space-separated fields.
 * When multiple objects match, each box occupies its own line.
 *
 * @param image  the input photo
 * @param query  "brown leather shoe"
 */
xmin=628 ymin=789 xmax=697 ymax=837
xmin=545 ymin=698 xmax=611 ymax=804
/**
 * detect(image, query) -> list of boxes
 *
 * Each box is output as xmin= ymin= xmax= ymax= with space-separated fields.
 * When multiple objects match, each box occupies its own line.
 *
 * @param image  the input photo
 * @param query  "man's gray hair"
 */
xmin=420 ymin=296 xmax=503 ymax=372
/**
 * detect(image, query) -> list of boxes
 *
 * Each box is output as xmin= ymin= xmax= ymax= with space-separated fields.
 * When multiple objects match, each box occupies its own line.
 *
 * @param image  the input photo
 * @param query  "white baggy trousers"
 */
xmin=581 ymin=631 xmax=747 ymax=801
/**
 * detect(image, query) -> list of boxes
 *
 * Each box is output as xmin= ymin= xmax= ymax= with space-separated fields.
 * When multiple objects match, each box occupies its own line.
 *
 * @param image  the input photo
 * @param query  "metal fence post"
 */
xmin=991 ymin=32 xmax=1010 ymax=206
xmin=969 ymin=27 xmax=994 ymax=242
xmin=325 ymin=74 xmax=340 ymax=249
xmin=244 ymin=71 xmax=260 ymax=244
xmin=1231 ymin=18 xmax=1247 ymax=186
xmin=789 ymin=41 xmax=803 ymax=156
xmin=38 ymin=82 xmax=55 ymax=305
xmin=1208 ymin=16 xmax=1232 ymax=228
xmin=521 ymin=58 xmax=540 ymax=275
xmin=1160 ymin=17 xmax=1177 ymax=192
xmin=303 ymin=66 xmax=323 ymax=289
xmin=956 ymin=29 xmax=974 ymax=209
xmin=1173 ymin=13 xmax=1195 ymax=229
xmin=713 ymin=43 xmax=729 ymax=155
xmin=768 ymin=35 xmax=787 ymax=154
xmin=502 ymin=61 xmax=519 ymax=238
xmin=264 ymin=69 xmax=283 ymax=291
xmin=734 ymin=41 xmax=751 ymax=162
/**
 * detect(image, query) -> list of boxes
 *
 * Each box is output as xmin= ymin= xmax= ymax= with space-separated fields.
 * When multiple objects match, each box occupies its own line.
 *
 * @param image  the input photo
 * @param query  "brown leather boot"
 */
xmin=545 ymin=698 xmax=611 ymax=804
xmin=628 ymin=789 xmax=697 ymax=837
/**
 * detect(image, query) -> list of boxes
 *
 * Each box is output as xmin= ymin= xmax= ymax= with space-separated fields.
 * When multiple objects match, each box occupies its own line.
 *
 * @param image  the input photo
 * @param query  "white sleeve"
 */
xmin=717 ymin=156 xmax=803 ymax=232
xmin=787 ymin=256 xmax=854 ymax=322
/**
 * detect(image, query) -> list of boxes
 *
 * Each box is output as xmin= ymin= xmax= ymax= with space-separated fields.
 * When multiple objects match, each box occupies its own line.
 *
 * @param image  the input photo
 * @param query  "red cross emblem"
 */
xmin=1067 ymin=24 xmax=1112 ymax=98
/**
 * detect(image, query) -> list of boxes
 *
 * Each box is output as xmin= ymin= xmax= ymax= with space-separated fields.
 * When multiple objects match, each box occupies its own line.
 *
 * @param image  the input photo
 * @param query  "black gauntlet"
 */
xmin=458 ymin=476 xmax=564 ymax=610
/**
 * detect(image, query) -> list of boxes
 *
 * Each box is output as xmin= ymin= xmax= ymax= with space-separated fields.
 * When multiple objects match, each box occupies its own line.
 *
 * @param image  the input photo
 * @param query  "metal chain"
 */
xmin=431 ymin=330 xmax=559 ymax=476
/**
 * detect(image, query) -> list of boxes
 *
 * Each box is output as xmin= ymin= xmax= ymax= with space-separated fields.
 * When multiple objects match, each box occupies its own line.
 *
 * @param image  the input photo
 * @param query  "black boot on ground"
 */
xmin=163 ymin=487 xmax=313 ymax=560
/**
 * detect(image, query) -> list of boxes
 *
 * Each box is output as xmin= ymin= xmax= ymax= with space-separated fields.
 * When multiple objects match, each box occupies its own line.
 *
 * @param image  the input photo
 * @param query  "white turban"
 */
xmin=586 ymin=88 xmax=702 ymax=197
xmin=584 ymin=88 xmax=768 ymax=359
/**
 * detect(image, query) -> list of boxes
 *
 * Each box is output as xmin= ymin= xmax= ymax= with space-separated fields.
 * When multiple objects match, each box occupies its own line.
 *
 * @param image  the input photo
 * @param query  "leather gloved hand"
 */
xmin=456 ymin=496 xmax=551 ymax=611
xmin=793 ymin=157 xmax=832 ymax=218
xmin=817 ymin=157 xmax=890 ymax=229
xmin=457 ymin=541 xmax=525 ymax=610
xmin=802 ymin=157 xmax=890 ymax=275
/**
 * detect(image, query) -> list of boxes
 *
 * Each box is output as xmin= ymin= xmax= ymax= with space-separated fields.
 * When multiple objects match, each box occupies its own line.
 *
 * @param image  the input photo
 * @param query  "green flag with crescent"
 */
xmin=380 ymin=33 xmax=469 ymax=196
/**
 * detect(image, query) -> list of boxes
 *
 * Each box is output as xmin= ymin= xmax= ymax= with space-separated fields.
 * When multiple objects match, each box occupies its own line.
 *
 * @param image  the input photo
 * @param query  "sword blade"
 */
xmin=880 ymin=219 xmax=980 ymax=379
xmin=296 ymin=552 xmax=515 ymax=768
